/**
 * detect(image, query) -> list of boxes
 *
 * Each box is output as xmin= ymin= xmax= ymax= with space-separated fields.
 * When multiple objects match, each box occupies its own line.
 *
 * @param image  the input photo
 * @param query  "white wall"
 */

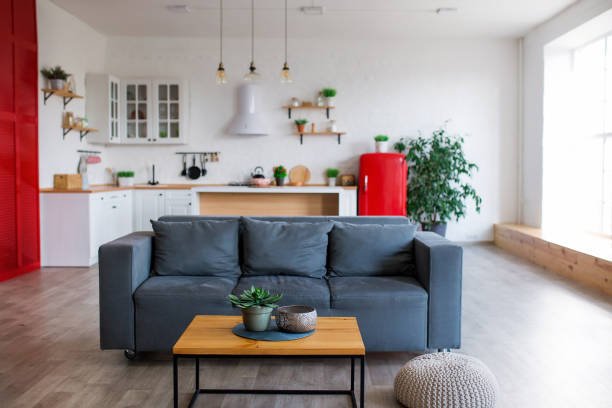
xmin=520 ymin=0 xmax=612 ymax=227
xmin=38 ymin=3 xmax=519 ymax=241
xmin=37 ymin=0 xmax=110 ymax=187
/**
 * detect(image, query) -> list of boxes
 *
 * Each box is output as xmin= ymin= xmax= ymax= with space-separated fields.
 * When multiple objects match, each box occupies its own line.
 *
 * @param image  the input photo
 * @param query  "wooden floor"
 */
xmin=1 ymin=244 xmax=611 ymax=408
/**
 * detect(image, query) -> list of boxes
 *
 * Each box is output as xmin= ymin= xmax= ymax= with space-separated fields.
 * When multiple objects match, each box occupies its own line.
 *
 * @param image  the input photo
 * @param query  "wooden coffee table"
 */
xmin=173 ymin=315 xmax=366 ymax=407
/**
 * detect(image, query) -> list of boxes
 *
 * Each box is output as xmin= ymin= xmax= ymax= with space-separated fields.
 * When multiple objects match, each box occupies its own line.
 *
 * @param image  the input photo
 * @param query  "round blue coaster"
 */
xmin=232 ymin=323 xmax=315 ymax=341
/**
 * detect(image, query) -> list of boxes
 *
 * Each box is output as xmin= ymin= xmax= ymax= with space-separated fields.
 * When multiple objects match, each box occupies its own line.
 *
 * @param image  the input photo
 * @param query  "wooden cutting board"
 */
xmin=289 ymin=165 xmax=311 ymax=185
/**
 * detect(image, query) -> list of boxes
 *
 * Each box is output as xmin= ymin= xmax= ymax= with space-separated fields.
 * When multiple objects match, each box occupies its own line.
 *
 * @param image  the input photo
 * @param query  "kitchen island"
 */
xmin=192 ymin=186 xmax=357 ymax=216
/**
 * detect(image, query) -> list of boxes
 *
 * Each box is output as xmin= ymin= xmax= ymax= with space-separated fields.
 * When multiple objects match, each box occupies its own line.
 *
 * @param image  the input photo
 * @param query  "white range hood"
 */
xmin=228 ymin=84 xmax=268 ymax=135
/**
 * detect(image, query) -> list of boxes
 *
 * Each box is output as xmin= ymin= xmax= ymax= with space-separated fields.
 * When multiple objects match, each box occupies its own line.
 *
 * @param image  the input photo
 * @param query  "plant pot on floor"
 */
xmin=241 ymin=306 xmax=273 ymax=332
xmin=375 ymin=141 xmax=389 ymax=153
xmin=117 ymin=177 xmax=135 ymax=187
xmin=49 ymin=79 xmax=66 ymax=91
xmin=422 ymin=222 xmax=447 ymax=237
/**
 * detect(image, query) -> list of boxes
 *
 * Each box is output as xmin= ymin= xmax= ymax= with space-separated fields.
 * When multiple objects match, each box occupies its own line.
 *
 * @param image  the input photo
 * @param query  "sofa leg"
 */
xmin=124 ymin=349 xmax=138 ymax=360
xmin=436 ymin=348 xmax=452 ymax=353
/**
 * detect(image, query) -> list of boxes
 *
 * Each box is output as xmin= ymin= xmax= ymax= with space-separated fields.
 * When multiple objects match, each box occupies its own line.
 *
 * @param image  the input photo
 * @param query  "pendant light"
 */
xmin=244 ymin=0 xmax=261 ymax=81
xmin=280 ymin=0 xmax=292 ymax=83
xmin=215 ymin=0 xmax=227 ymax=84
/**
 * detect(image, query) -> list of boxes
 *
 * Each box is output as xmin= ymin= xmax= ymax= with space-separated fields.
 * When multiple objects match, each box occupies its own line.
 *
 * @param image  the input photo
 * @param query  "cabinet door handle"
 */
xmin=112 ymin=205 xmax=117 ymax=209
xmin=159 ymin=193 xmax=163 ymax=197
xmin=189 ymin=202 xmax=192 ymax=206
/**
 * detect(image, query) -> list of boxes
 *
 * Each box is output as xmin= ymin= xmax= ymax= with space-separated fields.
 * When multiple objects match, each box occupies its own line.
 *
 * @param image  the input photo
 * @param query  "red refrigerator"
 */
xmin=358 ymin=153 xmax=407 ymax=216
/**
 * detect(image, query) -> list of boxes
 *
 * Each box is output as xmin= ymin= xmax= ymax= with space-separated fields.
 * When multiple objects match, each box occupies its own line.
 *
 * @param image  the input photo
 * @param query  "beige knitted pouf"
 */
xmin=394 ymin=353 xmax=498 ymax=408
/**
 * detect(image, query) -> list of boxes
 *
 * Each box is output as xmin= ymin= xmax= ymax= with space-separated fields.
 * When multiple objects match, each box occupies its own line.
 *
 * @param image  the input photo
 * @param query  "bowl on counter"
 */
xmin=275 ymin=305 xmax=317 ymax=333
xmin=250 ymin=178 xmax=273 ymax=187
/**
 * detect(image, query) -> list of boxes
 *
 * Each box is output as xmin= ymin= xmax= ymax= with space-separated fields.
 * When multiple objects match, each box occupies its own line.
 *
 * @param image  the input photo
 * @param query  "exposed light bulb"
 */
xmin=243 ymin=62 xmax=261 ymax=81
xmin=280 ymin=62 xmax=292 ymax=84
xmin=216 ymin=62 xmax=227 ymax=85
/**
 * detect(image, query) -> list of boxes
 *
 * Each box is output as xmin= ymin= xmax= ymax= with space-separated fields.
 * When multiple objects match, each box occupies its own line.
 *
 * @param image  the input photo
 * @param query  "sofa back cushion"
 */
xmin=151 ymin=219 xmax=240 ymax=277
xmin=241 ymin=217 xmax=333 ymax=278
xmin=328 ymin=222 xmax=417 ymax=276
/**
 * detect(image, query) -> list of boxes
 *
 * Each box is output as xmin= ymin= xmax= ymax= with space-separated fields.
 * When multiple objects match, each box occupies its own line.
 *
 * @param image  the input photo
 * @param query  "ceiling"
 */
xmin=50 ymin=0 xmax=577 ymax=39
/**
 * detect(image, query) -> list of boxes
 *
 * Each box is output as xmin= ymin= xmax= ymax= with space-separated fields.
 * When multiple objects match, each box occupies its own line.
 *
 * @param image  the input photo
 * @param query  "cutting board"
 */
xmin=289 ymin=165 xmax=311 ymax=186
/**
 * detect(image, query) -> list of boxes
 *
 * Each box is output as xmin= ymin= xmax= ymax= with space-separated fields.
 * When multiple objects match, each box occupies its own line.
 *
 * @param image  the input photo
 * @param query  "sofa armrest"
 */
xmin=99 ymin=232 xmax=153 ymax=350
xmin=414 ymin=231 xmax=462 ymax=349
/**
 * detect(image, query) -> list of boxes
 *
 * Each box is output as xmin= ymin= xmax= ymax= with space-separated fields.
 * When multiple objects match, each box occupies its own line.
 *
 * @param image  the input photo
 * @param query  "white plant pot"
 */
xmin=328 ymin=177 xmax=337 ymax=187
xmin=375 ymin=141 xmax=389 ymax=153
xmin=325 ymin=97 xmax=335 ymax=107
xmin=118 ymin=177 xmax=135 ymax=187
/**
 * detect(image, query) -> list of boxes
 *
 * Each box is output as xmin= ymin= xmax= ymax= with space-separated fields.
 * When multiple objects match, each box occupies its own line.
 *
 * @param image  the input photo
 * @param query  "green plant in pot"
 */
xmin=395 ymin=126 xmax=482 ymax=236
xmin=40 ymin=66 xmax=69 ymax=90
xmin=295 ymin=119 xmax=308 ymax=133
xmin=321 ymin=88 xmax=337 ymax=107
xmin=274 ymin=165 xmax=287 ymax=187
xmin=326 ymin=168 xmax=339 ymax=187
xmin=374 ymin=134 xmax=389 ymax=153
xmin=116 ymin=170 xmax=135 ymax=187
xmin=228 ymin=286 xmax=283 ymax=332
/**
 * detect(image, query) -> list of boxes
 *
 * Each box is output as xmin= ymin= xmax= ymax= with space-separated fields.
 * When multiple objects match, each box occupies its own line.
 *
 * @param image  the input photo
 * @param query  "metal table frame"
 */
xmin=173 ymin=354 xmax=365 ymax=408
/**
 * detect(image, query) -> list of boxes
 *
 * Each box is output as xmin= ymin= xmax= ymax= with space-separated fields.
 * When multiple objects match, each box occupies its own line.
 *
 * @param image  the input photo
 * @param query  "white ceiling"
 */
xmin=50 ymin=0 xmax=577 ymax=39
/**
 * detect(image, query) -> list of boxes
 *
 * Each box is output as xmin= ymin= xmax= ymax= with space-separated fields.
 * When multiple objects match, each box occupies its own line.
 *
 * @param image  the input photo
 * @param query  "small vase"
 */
xmin=275 ymin=177 xmax=285 ymax=187
xmin=325 ymin=97 xmax=335 ymax=107
xmin=49 ymin=79 xmax=66 ymax=91
xmin=328 ymin=177 xmax=337 ymax=187
xmin=241 ymin=306 xmax=273 ymax=332
xmin=296 ymin=124 xmax=305 ymax=133
xmin=375 ymin=141 xmax=389 ymax=153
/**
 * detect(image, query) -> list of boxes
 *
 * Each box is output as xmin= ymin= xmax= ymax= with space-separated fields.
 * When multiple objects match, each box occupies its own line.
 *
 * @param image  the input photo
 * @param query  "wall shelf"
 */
xmin=284 ymin=105 xmax=334 ymax=119
xmin=42 ymin=88 xmax=83 ymax=108
xmin=297 ymin=132 xmax=346 ymax=145
xmin=62 ymin=125 xmax=98 ymax=141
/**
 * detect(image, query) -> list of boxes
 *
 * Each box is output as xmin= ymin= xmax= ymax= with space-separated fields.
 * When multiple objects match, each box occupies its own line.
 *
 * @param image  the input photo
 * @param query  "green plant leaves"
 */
xmin=228 ymin=286 xmax=283 ymax=309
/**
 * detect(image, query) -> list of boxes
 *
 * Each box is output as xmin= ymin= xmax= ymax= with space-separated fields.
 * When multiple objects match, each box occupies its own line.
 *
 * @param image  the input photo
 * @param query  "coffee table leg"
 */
xmin=351 ymin=357 xmax=355 ymax=392
xmin=360 ymin=356 xmax=365 ymax=408
xmin=195 ymin=358 xmax=200 ymax=390
xmin=173 ymin=356 xmax=178 ymax=408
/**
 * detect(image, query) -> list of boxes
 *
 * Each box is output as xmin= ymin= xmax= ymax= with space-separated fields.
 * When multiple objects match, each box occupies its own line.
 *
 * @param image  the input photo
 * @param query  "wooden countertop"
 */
xmin=40 ymin=184 xmax=357 ymax=193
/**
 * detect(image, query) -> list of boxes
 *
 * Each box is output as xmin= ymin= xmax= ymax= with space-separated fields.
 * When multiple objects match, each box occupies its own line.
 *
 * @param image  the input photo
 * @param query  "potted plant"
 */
xmin=374 ymin=134 xmax=389 ymax=153
xmin=40 ymin=66 xmax=69 ymax=90
xmin=228 ymin=286 xmax=283 ymax=332
xmin=321 ymin=88 xmax=337 ymax=107
xmin=273 ymin=165 xmax=287 ymax=186
xmin=326 ymin=168 xmax=339 ymax=186
xmin=295 ymin=119 xmax=308 ymax=133
xmin=395 ymin=127 xmax=482 ymax=236
xmin=116 ymin=171 xmax=135 ymax=187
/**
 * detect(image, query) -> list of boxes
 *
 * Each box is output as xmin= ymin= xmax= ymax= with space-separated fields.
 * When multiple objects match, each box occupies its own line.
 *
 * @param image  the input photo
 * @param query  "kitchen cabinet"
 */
xmin=122 ymin=79 xmax=153 ymax=144
xmin=85 ymin=74 xmax=121 ymax=144
xmin=40 ymin=191 xmax=133 ymax=266
xmin=133 ymin=189 xmax=193 ymax=231
xmin=153 ymin=80 xmax=188 ymax=144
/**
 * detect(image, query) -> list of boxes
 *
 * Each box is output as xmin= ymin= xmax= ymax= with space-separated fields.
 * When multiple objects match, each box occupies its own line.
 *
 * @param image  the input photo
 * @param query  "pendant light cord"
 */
xmin=219 ymin=0 xmax=223 ymax=62
xmin=251 ymin=0 xmax=255 ymax=64
xmin=284 ymin=0 xmax=288 ymax=64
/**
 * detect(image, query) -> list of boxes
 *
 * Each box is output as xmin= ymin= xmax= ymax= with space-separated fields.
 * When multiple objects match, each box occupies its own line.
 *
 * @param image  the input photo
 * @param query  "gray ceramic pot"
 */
xmin=275 ymin=177 xmax=285 ymax=187
xmin=49 ymin=79 xmax=66 ymax=90
xmin=241 ymin=306 xmax=273 ymax=332
xmin=276 ymin=305 xmax=317 ymax=333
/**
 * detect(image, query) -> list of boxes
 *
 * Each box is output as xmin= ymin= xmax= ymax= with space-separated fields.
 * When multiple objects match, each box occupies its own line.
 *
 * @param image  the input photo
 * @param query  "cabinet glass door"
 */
xmin=109 ymin=80 xmax=119 ymax=140
xmin=125 ymin=83 xmax=149 ymax=141
xmin=157 ymin=83 xmax=180 ymax=141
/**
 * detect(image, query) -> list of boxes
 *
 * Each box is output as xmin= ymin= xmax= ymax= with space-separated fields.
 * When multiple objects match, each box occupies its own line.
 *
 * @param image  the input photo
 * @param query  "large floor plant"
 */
xmin=394 ymin=126 xmax=482 ymax=236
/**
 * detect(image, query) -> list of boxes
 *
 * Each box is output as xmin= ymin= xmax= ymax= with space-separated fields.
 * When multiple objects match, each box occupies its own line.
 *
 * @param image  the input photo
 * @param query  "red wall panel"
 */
xmin=0 ymin=0 xmax=39 ymax=281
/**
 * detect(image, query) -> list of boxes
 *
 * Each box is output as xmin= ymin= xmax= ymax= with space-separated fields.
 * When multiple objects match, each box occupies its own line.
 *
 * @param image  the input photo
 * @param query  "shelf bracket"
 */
xmin=62 ymin=128 xmax=71 ymax=139
xmin=43 ymin=91 xmax=53 ymax=105
xmin=337 ymin=133 xmax=342 ymax=144
xmin=63 ymin=96 xmax=74 ymax=108
xmin=326 ymin=108 xmax=330 ymax=119
xmin=287 ymin=107 xmax=292 ymax=119
xmin=79 ymin=130 xmax=91 ymax=141
xmin=300 ymin=133 xmax=303 ymax=145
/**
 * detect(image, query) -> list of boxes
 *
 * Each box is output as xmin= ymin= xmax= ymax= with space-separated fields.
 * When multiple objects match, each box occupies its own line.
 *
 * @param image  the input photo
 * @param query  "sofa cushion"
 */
xmin=151 ymin=219 xmax=240 ymax=277
xmin=241 ymin=217 xmax=333 ymax=278
xmin=328 ymin=222 xmax=417 ymax=276
xmin=328 ymin=276 xmax=428 ymax=350
xmin=134 ymin=276 xmax=238 ymax=351
xmin=232 ymin=275 xmax=332 ymax=312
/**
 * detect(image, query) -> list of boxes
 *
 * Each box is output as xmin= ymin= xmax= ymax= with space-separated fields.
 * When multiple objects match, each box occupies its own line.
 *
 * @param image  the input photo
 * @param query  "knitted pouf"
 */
xmin=394 ymin=353 xmax=498 ymax=408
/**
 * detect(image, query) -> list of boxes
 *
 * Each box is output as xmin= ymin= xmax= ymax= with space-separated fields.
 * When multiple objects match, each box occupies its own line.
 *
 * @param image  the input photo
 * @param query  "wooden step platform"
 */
xmin=494 ymin=224 xmax=612 ymax=296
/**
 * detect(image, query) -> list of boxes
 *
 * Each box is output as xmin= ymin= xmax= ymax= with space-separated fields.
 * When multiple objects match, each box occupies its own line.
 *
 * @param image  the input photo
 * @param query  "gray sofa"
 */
xmin=99 ymin=216 xmax=462 ymax=355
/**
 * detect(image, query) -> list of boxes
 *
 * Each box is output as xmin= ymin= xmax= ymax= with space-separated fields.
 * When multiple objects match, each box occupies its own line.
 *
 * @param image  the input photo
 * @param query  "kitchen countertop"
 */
xmin=40 ymin=184 xmax=357 ymax=193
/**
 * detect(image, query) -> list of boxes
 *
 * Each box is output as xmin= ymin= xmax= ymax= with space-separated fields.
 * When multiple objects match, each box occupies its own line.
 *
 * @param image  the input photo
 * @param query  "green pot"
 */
xmin=241 ymin=306 xmax=273 ymax=332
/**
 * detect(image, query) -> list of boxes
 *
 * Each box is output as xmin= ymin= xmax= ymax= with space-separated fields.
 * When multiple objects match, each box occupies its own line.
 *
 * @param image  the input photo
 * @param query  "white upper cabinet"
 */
xmin=85 ymin=74 xmax=121 ymax=144
xmin=86 ymin=74 xmax=188 ymax=145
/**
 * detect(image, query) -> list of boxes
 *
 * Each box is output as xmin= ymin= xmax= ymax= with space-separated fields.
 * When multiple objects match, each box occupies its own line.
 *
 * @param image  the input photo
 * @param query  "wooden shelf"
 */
xmin=284 ymin=105 xmax=334 ymax=119
xmin=296 ymin=131 xmax=346 ymax=145
xmin=62 ymin=125 xmax=98 ymax=141
xmin=42 ymin=88 xmax=83 ymax=108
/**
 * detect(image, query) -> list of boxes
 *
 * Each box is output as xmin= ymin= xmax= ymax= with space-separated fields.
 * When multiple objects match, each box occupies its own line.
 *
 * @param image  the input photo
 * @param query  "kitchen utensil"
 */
xmin=148 ymin=164 xmax=159 ymax=185
xmin=276 ymin=305 xmax=317 ymax=333
xmin=180 ymin=154 xmax=187 ymax=176
xmin=251 ymin=178 xmax=272 ymax=187
xmin=289 ymin=165 xmax=311 ymax=185
xmin=200 ymin=154 xmax=207 ymax=177
xmin=251 ymin=166 xmax=265 ymax=179
xmin=86 ymin=155 xmax=101 ymax=164
xmin=187 ymin=155 xmax=201 ymax=180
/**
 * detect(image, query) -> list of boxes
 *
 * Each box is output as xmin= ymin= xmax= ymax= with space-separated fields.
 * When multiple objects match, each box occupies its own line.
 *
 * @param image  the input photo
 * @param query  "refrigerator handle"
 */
xmin=363 ymin=175 xmax=368 ymax=193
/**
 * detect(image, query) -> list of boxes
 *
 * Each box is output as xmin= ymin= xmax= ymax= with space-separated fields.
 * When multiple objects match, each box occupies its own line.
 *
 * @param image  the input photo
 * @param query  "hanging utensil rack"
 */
xmin=175 ymin=152 xmax=220 ymax=162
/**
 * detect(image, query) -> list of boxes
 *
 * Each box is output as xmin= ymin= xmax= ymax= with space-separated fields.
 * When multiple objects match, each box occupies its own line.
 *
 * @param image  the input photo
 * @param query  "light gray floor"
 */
xmin=1 ymin=244 xmax=611 ymax=407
